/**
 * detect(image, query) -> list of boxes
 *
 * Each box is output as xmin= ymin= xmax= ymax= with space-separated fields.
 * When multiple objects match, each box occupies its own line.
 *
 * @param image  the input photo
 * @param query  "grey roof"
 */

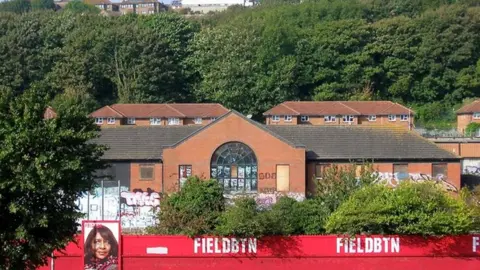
xmin=265 ymin=125 xmax=459 ymax=160
xmin=92 ymin=126 xmax=201 ymax=160
xmin=92 ymin=120 xmax=459 ymax=161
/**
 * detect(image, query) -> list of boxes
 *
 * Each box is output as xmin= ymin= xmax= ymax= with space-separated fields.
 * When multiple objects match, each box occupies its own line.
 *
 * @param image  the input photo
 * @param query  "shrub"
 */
xmin=215 ymin=197 xmax=265 ymax=238
xmin=315 ymin=163 xmax=378 ymax=213
xmin=465 ymin=122 xmax=480 ymax=137
xmin=146 ymin=176 xmax=225 ymax=237
xmin=325 ymin=182 xmax=474 ymax=236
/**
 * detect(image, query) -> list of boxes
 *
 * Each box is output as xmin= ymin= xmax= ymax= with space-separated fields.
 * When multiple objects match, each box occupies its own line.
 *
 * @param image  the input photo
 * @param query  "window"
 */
xmin=107 ymin=117 xmax=116 ymax=124
xmin=300 ymin=115 xmax=309 ymax=122
xmin=140 ymin=164 xmax=154 ymax=180
xmin=194 ymin=117 xmax=202 ymax=124
xmin=368 ymin=115 xmax=376 ymax=121
xmin=210 ymin=142 xmax=257 ymax=193
xmin=393 ymin=164 xmax=409 ymax=181
xmin=388 ymin=115 xmax=396 ymax=121
xmin=168 ymin=117 xmax=180 ymax=125
xmin=314 ymin=164 xmax=329 ymax=180
xmin=400 ymin=115 xmax=409 ymax=121
xmin=95 ymin=118 xmax=104 ymax=124
xmin=211 ymin=117 xmax=217 ymax=122
xmin=284 ymin=115 xmax=292 ymax=122
xmin=276 ymin=165 xmax=290 ymax=192
xmin=127 ymin=118 xmax=136 ymax=125
xmin=473 ymin=112 xmax=480 ymax=119
xmin=272 ymin=115 xmax=280 ymax=122
xmin=150 ymin=118 xmax=161 ymax=125
xmin=324 ymin=115 xmax=336 ymax=122
xmin=179 ymin=165 xmax=192 ymax=187
xmin=432 ymin=163 xmax=447 ymax=180
xmin=342 ymin=115 xmax=354 ymax=123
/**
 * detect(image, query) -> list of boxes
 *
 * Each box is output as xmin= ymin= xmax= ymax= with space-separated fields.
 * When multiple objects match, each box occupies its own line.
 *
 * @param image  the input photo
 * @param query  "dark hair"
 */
xmin=84 ymin=225 xmax=119 ymax=264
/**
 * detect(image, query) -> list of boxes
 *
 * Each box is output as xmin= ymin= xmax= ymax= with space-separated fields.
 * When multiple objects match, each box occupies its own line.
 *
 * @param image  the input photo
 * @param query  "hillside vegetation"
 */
xmin=0 ymin=0 xmax=479 ymax=127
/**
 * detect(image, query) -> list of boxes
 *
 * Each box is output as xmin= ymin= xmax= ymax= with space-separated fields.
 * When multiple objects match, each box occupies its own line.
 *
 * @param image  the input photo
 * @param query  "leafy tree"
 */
xmin=465 ymin=122 xmax=480 ymax=136
xmin=315 ymin=163 xmax=379 ymax=214
xmin=325 ymin=182 xmax=474 ymax=235
xmin=0 ymin=0 xmax=30 ymax=13
xmin=147 ymin=176 xmax=225 ymax=237
xmin=30 ymin=0 xmax=55 ymax=10
xmin=0 ymin=87 xmax=106 ymax=269
xmin=63 ymin=0 xmax=100 ymax=14
xmin=215 ymin=197 xmax=266 ymax=237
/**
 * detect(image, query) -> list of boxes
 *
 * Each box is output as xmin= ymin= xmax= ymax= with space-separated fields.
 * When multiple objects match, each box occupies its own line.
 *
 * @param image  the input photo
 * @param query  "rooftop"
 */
xmin=89 ymin=103 xmax=229 ymax=118
xmin=456 ymin=100 xmax=480 ymax=114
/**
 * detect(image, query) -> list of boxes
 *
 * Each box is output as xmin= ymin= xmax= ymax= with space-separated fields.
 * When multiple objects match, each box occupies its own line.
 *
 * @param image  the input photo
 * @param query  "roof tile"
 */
xmin=456 ymin=100 xmax=480 ymax=114
xmin=89 ymin=103 xmax=229 ymax=118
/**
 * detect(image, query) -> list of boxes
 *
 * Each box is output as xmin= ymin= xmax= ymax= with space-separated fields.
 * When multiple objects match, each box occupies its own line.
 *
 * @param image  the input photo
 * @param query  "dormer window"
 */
xmin=300 ymin=115 xmax=309 ymax=122
xmin=284 ymin=115 xmax=292 ymax=122
xmin=95 ymin=118 xmax=104 ymax=124
xmin=272 ymin=115 xmax=280 ymax=122
xmin=107 ymin=117 xmax=116 ymax=124
xmin=168 ymin=117 xmax=180 ymax=125
xmin=324 ymin=115 xmax=336 ymax=122
xmin=368 ymin=115 xmax=376 ymax=121
xmin=400 ymin=115 xmax=409 ymax=121
xmin=473 ymin=112 xmax=480 ymax=119
xmin=388 ymin=115 xmax=396 ymax=121
xmin=150 ymin=118 xmax=161 ymax=125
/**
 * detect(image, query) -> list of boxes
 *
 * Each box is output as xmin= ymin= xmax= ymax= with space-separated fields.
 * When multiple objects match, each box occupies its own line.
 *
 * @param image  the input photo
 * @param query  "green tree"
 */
xmin=147 ymin=176 xmax=225 ymax=237
xmin=0 ymin=87 xmax=106 ymax=269
xmin=0 ymin=0 xmax=30 ymax=13
xmin=215 ymin=197 xmax=266 ymax=237
xmin=30 ymin=0 xmax=55 ymax=10
xmin=63 ymin=0 xmax=100 ymax=14
xmin=325 ymin=182 xmax=474 ymax=236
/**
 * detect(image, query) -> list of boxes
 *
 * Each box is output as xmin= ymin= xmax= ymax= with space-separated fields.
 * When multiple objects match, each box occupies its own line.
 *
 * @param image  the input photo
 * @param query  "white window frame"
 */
xmin=127 ymin=118 xmax=136 ymax=125
xmin=368 ymin=115 xmax=376 ymax=122
xmin=324 ymin=115 xmax=336 ymax=122
xmin=168 ymin=117 xmax=180 ymax=125
xmin=150 ymin=118 xmax=161 ymax=125
xmin=284 ymin=115 xmax=292 ymax=122
xmin=342 ymin=115 xmax=354 ymax=123
xmin=473 ymin=112 xmax=480 ymax=119
xmin=272 ymin=115 xmax=280 ymax=122
xmin=194 ymin=117 xmax=202 ymax=124
xmin=400 ymin=114 xmax=409 ymax=121
xmin=300 ymin=115 xmax=309 ymax=122
xmin=107 ymin=117 xmax=116 ymax=124
xmin=210 ymin=117 xmax=217 ymax=122
xmin=95 ymin=118 xmax=104 ymax=124
xmin=388 ymin=114 xmax=396 ymax=121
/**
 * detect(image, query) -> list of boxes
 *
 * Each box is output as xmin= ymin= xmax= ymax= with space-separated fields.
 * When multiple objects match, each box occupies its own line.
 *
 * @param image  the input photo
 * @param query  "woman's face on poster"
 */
xmin=92 ymin=232 xmax=112 ymax=260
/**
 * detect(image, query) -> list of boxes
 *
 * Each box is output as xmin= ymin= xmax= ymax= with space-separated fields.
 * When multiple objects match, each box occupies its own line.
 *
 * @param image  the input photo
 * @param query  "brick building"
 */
xmin=456 ymin=99 xmax=480 ymax=134
xmin=263 ymin=101 xmax=414 ymax=130
xmin=93 ymin=109 xmax=460 ymax=200
xmin=89 ymin=103 xmax=228 ymax=127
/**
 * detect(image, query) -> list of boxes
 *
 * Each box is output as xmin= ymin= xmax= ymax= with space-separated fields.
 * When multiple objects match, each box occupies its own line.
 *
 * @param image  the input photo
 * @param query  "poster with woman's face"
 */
xmin=82 ymin=220 xmax=121 ymax=270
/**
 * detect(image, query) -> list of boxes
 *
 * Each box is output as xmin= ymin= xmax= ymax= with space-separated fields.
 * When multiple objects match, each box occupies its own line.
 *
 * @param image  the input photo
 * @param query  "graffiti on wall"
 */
xmin=76 ymin=184 xmax=162 ymax=229
xmin=463 ymin=159 xmax=480 ymax=175
xmin=372 ymin=172 xmax=458 ymax=192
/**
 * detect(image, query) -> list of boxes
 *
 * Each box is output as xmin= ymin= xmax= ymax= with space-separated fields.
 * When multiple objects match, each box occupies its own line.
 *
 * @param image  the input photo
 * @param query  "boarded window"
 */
xmin=179 ymin=165 xmax=192 ymax=187
xmin=393 ymin=164 xmax=408 ymax=180
xmin=276 ymin=165 xmax=290 ymax=192
xmin=140 ymin=164 xmax=154 ymax=180
xmin=432 ymin=164 xmax=447 ymax=180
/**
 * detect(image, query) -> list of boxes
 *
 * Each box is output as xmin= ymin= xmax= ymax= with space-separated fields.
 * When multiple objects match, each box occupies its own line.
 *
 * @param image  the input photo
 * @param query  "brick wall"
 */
xmin=130 ymin=162 xmax=163 ymax=192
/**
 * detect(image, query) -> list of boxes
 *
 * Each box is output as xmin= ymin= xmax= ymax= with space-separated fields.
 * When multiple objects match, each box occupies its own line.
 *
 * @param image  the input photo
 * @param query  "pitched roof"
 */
xmin=263 ymin=101 xmax=414 ymax=116
xmin=456 ymin=100 xmax=480 ymax=114
xmin=89 ymin=103 xmax=228 ymax=118
xmin=43 ymin=106 xmax=57 ymax=119
xmin=265 ymin=125 xmax=458 ymax=160
xmin=93 ymin=118 xmax=457 ymax=161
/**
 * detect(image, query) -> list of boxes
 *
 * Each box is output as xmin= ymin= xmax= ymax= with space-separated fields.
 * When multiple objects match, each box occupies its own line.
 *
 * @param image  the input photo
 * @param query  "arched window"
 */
xmin=210 ymin=142 xmax=258 ymax=193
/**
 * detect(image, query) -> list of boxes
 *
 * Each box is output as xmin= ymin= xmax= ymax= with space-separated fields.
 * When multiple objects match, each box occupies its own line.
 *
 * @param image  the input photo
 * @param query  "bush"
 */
xmin=315 ymin=163 xmax=378 ymax=213
xmin=465 ymin=122 xmax=480 ymax=137
xmin=146 ymin=176 xmax=225 ymax=237
xmin=215 ymin=197 xmax=265 ymax=238
xmin=325 ymin=182 xmax=474 ymax=236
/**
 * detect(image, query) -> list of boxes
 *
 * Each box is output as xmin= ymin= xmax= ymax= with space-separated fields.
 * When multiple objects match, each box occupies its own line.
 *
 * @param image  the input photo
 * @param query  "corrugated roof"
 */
xmin=89 ymin=103 xmax=229 ymax=118
xmin=263 ymin=101 xmax=414 ymax=116
xmin=456 ymin=100 xmax=480 ymax=114
xmin=265 ymin=125 xmax=458 ymax=160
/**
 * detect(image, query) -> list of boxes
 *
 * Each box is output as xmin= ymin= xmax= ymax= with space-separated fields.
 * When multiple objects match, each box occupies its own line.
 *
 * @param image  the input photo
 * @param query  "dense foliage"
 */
xmin=0 ymin=88 xmax=106 ymax=269
xmin=147 ymin=176 xmax=225 ymax=237
xmin=325 ymin=182 xmax=474 ymax=236
xmin=0 ymin=0 xmax=479 ymax=125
